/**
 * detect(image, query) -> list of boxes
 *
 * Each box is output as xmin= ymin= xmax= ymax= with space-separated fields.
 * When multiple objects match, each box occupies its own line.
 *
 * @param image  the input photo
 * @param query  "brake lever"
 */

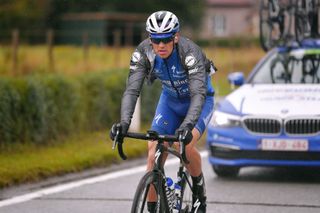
xmin=112 ymin=129 xmax=120 ymax=150
xmin=112 ymin=129 xmax=127 ymax=160
xmin=178 ymin=135 xmax=190 ymax=164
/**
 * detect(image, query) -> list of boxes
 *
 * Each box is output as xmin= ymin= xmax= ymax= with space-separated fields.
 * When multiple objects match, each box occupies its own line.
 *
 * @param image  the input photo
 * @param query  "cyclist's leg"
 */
xmin=148 ymin=92 xmax=181 ymax=171
xmin=186 ymin=96 xmax=214 ymax=213
xmin=185 ymin=129 xmax=202 ymax=176
xmin=186 ymin=95 xmax=214 ymax=176
xmin=147 ymin=93 xmax=181 ymax=211
xmin=146 ymin=140 xmax=170 ymax=212
xmin=185 ymin=129 xmax=207 ymax=213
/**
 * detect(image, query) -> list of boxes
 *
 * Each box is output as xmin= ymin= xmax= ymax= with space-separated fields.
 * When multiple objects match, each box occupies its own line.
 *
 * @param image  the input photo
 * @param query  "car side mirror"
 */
xmin=228 ymin=72 xmax=244 ymax=89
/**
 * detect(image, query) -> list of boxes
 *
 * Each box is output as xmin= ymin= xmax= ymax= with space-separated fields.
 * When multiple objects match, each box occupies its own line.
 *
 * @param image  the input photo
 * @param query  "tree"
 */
xmin=0 ymin=0 xmax=205 ymax=41
xmin=48 ymin=0 xmax=205 ymax=30
xmin=0 ymin=0 xmax=49 ymax=32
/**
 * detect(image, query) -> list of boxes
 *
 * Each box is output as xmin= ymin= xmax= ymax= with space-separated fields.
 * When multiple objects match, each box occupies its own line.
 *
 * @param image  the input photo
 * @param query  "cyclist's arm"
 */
xmin=180 ymin=48 xmax=207 ymax=131
xmin=120 ymin=48 xmax=149 ymax=126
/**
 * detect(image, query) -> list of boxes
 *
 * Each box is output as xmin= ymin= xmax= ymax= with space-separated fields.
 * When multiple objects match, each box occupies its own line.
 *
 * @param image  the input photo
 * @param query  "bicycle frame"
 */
xmin=112 ymin=130 xmax=193 ymax=212
xmin=152 ymin=140 xmax=192 ymax=212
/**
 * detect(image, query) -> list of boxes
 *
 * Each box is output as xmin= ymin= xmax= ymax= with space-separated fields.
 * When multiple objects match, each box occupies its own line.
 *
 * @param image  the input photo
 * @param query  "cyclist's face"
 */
xmin=151 ymin=34 xmax=178 ymax=59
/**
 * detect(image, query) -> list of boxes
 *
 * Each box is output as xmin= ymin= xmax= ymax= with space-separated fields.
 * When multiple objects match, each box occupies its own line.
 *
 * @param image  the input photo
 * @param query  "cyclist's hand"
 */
xmin=109 ymin=122 xmax=129 ymax=141
xmin=175 ymin=128 xmax=193 ymax=145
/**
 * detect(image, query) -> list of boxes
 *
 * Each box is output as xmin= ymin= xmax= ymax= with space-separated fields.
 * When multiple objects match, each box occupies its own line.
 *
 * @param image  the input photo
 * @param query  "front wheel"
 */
xmin=212 ymin=165 xmax=240 ymax=178
xmin=179 ymin=172 xmax=193 ymax=212
xmin=131 ymin=171 xmax=169 ymax=213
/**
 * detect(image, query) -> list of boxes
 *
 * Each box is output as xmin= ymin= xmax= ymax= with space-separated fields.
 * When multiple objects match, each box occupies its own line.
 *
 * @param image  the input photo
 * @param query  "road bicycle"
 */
xmin=301 ymin=54 xmax=320 ymax=83
xmin=112 ymin=129 xmax=194 ymax=213
xmin=295 ymin=0 xmax=320 ymax=44
xmin=270 ymin=48 xmax=320 ymax=83
xmin=259 ymin=0 xmax=320 ymax=51
xmin=270 ymin=50 xmax=295 ymax=83
xmin=259 ymin=0 xmax=294 ymax=51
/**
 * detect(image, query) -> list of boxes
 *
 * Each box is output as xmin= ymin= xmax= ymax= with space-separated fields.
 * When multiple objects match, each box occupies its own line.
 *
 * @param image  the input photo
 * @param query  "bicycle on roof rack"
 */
xmin=295 ymin=0 xmax=320 ymax=44
xmin=259 ymin=0 xmax=320 ymax=51
xmin=270 ymin=47 xmax=320 ymax=83
xmin=112 ymin=129 xmax=194 ymax=213
xmin=259 ymin=0 xmax=294 ymax=51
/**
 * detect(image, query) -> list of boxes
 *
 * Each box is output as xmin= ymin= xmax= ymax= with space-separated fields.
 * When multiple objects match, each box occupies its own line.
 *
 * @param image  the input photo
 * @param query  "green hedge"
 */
xmin=0 ymin=70 xmax=163 ymax=145
xmin=0 ymin=71 xmax=120 ymax=144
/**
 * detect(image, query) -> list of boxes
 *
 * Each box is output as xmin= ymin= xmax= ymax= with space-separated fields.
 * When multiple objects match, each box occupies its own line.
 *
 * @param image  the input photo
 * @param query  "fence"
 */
xmin=1 ymin=29 xmax=149 ymax=75
xmin=0 ymin=28 xmax=261 ymax=76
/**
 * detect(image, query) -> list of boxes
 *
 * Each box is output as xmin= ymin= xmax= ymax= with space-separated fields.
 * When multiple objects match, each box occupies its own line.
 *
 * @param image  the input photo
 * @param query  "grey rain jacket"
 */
xmin=120 ymin=36 xmax=216 ymax=131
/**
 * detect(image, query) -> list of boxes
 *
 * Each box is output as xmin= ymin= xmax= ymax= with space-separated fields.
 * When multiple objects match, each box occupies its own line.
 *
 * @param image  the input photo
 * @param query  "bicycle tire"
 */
xmin=259 ymin=0 xmax=274 ymax=51
xmin=259 ymin=0 xmax=283 ymax=51
xmin=131 ymin=171 xmax=169 ymax=213
xmin=179 ymin=171 xmax=193 ymax=213
xmin=302 ymin=55 xmax=320 ymax=83
xmin=270 ymin=54 xmax=292 ymax=83
xmin=294 ymin=3 xmax=311 ymax=44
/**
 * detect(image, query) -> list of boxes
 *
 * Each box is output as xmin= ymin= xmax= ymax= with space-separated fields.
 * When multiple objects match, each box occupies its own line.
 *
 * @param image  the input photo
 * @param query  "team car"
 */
xmin=206 ymin=39 xmax=320 ymax=177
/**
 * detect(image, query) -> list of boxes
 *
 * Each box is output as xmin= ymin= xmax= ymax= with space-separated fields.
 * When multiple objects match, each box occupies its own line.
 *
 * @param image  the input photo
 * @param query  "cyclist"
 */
xmin=110 ymin=10 xmax=216 ymax=213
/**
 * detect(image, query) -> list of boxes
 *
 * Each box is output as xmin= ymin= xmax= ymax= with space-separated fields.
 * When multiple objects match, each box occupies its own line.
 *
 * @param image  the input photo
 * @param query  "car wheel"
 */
xmin=212 ymin=165 xmax=240 ymax=177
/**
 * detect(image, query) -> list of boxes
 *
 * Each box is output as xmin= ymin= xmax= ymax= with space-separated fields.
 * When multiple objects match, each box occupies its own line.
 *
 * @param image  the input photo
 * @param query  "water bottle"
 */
xmin=173 ymin=183 xmax=182 ymax=212
xmin=165 ymin=177 xmax=175 ymax=210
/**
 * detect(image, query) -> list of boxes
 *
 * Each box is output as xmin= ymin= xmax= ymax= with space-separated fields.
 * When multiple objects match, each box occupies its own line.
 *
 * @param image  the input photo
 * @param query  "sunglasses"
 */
xmin=150 ymin=36 xmax=174 ymax=44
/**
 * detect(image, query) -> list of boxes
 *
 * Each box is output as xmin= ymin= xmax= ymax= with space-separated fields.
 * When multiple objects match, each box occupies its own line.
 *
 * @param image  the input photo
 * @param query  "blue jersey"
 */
xmin=122 ymin=36 xmax=216 ymax=134
xmin=153 ymin=48 xmax=214 ymax=99
xmin=151 ymin=48 xmax=215 ymax=135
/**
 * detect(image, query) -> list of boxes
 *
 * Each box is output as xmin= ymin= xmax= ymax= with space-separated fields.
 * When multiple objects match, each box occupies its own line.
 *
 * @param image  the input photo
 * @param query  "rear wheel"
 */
xmin=131 ymin=171 xmax=169 ymax=213
xmin=212 ymin=165 xmax=240 ymax=177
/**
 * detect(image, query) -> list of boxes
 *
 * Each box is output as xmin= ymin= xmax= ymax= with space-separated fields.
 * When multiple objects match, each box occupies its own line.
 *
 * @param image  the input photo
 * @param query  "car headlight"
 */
xmin=210 ymin=111 xmax=241 ymax=127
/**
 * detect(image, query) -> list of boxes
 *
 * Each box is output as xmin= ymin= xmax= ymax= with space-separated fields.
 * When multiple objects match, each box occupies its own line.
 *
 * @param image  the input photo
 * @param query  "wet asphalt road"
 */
xmin=1 ymin=151 xmax=320 ymax=213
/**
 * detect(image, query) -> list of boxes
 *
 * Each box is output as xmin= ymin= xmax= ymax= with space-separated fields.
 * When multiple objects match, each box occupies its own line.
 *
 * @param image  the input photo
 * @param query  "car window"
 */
xmin=249 ymin=53 xmax=276 ymax=84
xmin=249 ymin=51 xmax=320 ymax=84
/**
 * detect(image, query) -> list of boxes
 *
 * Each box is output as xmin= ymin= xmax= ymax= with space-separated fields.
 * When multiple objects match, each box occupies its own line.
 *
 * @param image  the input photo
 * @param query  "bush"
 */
xmin=79 ymin=70 xmax=126 ymax=130
xmin=0 ymin=68 xmax=165 ymax=145
xmin=0 ymin=79 xmax=23 ymax=144
xmin=40 ymin=75 xmax=84 ymax=138
xmin=23 ymin=77 xmax=49 ymax=143
xmin=0 ymin=70 xmax=128 ymax=145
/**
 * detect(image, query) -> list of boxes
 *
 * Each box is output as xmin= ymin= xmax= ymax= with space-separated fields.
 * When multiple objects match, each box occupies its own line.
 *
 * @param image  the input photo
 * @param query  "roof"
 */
xmin=61 ymin=12 xmax=148 ymax=22
xmin=206 ymin=0 xmax=255 ymax=7
xmin=277 ymin=39 xmax=320 ymax=54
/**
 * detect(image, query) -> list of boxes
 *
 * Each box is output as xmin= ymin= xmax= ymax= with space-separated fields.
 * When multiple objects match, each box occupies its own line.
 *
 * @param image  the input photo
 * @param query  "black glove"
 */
xmin=109 ymin=122 xmax=129 ymax=141
xmin=175 ymin=128 xmax=193 ymax=145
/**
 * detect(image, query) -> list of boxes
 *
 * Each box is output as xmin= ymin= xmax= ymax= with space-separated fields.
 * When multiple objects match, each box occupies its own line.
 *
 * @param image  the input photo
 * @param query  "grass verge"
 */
xmin=0 ymin=131 xmax=148 ymax=188
xmin=0 ymin=130 xmax=208 ymax=189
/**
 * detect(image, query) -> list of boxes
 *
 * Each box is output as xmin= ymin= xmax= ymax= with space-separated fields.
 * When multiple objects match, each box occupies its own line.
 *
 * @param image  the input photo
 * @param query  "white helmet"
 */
xmin=146 ymin=11 xmax=180 ymax=36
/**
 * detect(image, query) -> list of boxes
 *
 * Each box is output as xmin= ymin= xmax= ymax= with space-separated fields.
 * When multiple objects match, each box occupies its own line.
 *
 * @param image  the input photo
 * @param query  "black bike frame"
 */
xmin=113 ymin=130 xmax=192 ymax=212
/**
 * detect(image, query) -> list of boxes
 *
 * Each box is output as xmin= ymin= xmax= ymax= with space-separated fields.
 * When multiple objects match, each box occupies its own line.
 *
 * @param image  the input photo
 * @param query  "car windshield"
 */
xmin=249 ymin=49 xmax=320 ymax=84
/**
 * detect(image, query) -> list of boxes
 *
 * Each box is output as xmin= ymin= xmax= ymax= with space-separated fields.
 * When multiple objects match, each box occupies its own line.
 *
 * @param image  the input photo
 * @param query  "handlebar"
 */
xmin=112 ymin=130 xmax=189 ymax=164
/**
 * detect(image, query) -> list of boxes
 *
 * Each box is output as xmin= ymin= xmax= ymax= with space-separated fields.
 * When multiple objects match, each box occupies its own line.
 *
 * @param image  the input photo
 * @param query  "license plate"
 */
xmin=261 ymin=139 xmax=308 ymax=151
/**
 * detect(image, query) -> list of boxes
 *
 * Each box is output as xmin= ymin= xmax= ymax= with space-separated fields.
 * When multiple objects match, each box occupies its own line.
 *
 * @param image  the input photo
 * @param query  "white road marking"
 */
xmin=0 ymin=151 xmax=208 ymax=208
